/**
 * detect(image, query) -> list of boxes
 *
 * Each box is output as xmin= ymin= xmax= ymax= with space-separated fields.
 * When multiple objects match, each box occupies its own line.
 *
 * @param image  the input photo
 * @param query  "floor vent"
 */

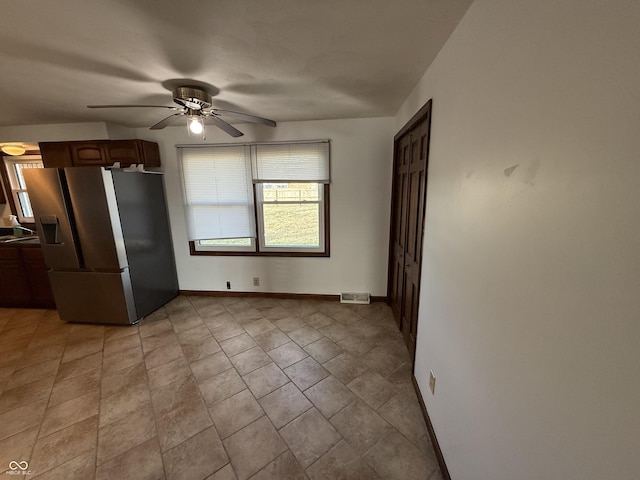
xmin=340 ymin=292 xmax=371 ymax=304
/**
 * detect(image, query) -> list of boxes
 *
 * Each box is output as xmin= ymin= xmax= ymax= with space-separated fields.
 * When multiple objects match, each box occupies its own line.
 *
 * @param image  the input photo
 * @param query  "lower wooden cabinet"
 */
xmin=0 ymin=245 xmax=55 ymax=308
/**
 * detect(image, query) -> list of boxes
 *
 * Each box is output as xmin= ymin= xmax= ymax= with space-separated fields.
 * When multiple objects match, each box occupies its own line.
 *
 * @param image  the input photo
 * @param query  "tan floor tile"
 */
xmin=259 ymin=383 xmax=312 ymax=429
xmin=205 ymin=463 xmax=236 ymax=480
xmin=62 ymin=338 xmax=104 ymax=364
xmin=361 ymin=345 xmax=408 ymax=377
xmin=250 ymin=451 xmax=306 ymax=480
xmin=306 ymin=439 xmax=380 ymax=480
xmin=97 ymin=403 xmax=156 ymax=465
xmin=272 ymin=316 xmax=306 ymax=333
xmin=31 ymin=415 xmax=98 ymax=475
xmin=223 ymin=416 xmax=287 ymax=480
xmin=40 ymin=390 xmax=100 ymax=437
xmin=163 ymin=426 xmax=228 ymax=480
xmin=230 ymin=347 xmax=271 ymax=376
xmin=220 ymin=333 xmax=257 ymax=357
xmin=258 ymin=305 xmax=289 ymax=321
xmin=8 ymin=359 xmax=60 ymax=389
xmin=323 ymin=352 xmax=369 ymax=384
xmin=284 ymin=357 xmax=330 ymax=391
xmin=230 ymin=307 xmax=263 ymax=325
xmin=176 ymin=324 xmax=212 ymax=345
xmin=155 ymin=394 xmax=212 ymax=452
xmin=385 ymin=363 xmax=415 ymax=396
xmin=243 ymin=318 xmax=276 ymax=337
xmin=139 ymin=318 xmax=172 ymax=338
xmin=317 ymin=323 xmax=352 ymax=343
xmin=144 ymin=342 xmax=185 ymax=370
xmin=49 ymin=369 xmax=101 ymax=407
xmin=190 ymin=351 xmax=233 ymax=383
xmin=363 ymin=430 xmax=437 ymax=480
xmin=0 ymin=399 xmax=47 ymax=441
xmin=304 ymin=375 xmax=356 ymax=418
xmin=34 ymin=449 xmax=96 ymax=480
xmin=102 ymin=345 xmax=143 ymax=375
xmin=20 ymin=342 xmax=66 ymax=369
xmin=209 ymin=389 xmax=264 ymax=439
xmin=100 ymin=362 xmax=147 ymax=399
xmin=141 ymin=329 xmax=180 ymax=353
xmin=103 ymin=324 xmax=139 ymax=342
xmin=210 ymin=322 xmax=245 ymax=343
xmin=96 ymin=436 xmax=164 ymax=480
xmin=287 ymin=325 xmax=323 ymax=347
xmin=198 ymin=368 xmax=247 ymax=407
xmin=303 ymin=337 xmax=343 ymax=364
xmin=147 ymin=357 xmax=191 ymax=390
xmin=378 ymin=391 xmax=428 ymax=446
xmin=203 ymin=311 xmax=237 ymax=331
xmin=329 ymin=400 xmax=393 ymax=454
xmin=103 ymin=333 xmax=141 ymax=356
xmin=267 ymin=342 xmax=308 ymax=369
xmin=56 ymin=351 xmax=102 ymax=382
xmin=279 ymin=408 xmax=341 ymax=468
xmin=0 ymin=425 xmax=38 ymax=473
xmin=242 ymin=363 xmax=289 ymax=399
xmin=0 ymin=375 xmax=54 ymax=414
xmin=183 ymin=337 xmax=222 ymax=363
xmin=347 ymin=370 xmax=397 ymax=410
xmin=336 ymin=335 xmax=375 ymax=356
xmin=100 ymin=383 xmax=151 ymax=427
xmin=304 ymin=312 xmax=334 ymax=329
xmin=252 ymin=329 xmax=290 ymax=352
xmin=150 ymin=375 xmax=203 ymax=418
xmin=170 ymin=312 xmax=205 ymax=333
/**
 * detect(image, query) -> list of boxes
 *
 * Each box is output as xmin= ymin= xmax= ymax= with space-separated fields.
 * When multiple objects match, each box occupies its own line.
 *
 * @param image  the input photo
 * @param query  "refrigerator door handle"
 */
xmin=39 ymin=214 xmax=62 ymax=244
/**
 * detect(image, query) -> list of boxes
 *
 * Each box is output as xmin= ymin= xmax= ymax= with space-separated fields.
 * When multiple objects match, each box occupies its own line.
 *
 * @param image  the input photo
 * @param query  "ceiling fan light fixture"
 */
xmin=1 ymin=145 xmax=26 ymax=156
xmin=188 ymin=116 xmax=204 ymax=136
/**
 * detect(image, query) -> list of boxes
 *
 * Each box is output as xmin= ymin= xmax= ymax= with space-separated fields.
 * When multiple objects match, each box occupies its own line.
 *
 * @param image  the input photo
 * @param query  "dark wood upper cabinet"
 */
xmin=39 ymin=140 xmax=161 ymax=168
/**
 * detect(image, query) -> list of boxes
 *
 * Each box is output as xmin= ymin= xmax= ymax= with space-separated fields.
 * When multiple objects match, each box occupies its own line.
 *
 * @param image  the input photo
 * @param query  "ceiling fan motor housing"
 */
xmin=173 ymin=86 xmax=212 ymax=110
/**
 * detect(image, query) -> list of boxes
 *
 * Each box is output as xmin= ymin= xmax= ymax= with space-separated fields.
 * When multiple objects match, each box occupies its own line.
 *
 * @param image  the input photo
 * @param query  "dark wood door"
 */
xmin=388 ymin=100 xmax=432 ymax=363
xmin=389 ymin=134 xmax=411 ymax=327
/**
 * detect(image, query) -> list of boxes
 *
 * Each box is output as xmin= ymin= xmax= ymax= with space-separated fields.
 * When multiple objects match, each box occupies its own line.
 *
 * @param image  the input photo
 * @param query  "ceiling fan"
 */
xmin=87 ymin=86 xmax=276 ymax=138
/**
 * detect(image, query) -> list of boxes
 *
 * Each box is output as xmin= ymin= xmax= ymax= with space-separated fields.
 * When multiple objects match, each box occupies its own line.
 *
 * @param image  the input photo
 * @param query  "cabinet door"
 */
xmin=103 ymin=140 xmax=141 ymax=166
xmin=39 ymin=142 xmax=73 ymax=167
xmin=21 ymin=247 xmax=55 ymax=308
xmin=139 ymin=141 xmax=161 ymax=167
xmin=0 ymin=248 xmax=32 ymax=306
xmin=70 ymin=143 xmax=105 ymax=165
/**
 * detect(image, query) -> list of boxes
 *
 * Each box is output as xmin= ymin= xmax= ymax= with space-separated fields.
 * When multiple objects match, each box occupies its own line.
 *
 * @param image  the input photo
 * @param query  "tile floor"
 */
xmin=0 ymin=296 xmax=442 ymax=480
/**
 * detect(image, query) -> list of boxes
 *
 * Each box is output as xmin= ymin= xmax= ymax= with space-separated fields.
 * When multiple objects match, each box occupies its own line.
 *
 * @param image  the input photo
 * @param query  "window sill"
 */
xmin=188 ymin=242 xmax=329 ymax=257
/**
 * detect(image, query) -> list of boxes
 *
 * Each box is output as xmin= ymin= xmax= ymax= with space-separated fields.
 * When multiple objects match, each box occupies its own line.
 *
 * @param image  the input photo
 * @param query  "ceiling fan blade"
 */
xmin=208 ymin=116 xmax=244 ymax=137
xmin=88 ymin=105 xmax=181 ymax=110
xmin=150 ymin=113 xmax=186 ymax=130
xmin=210 ymin=109 xmax=276 ymax=127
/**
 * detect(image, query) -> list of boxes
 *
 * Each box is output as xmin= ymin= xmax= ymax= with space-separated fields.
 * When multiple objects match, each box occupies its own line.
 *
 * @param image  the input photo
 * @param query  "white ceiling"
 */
xmin=0 ymin=0 xmax=472 ymax=129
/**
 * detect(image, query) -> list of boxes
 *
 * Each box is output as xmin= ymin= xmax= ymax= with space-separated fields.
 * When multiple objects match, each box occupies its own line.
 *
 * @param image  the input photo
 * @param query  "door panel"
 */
xmin=388 ymin=101 xmax=432 ymax=364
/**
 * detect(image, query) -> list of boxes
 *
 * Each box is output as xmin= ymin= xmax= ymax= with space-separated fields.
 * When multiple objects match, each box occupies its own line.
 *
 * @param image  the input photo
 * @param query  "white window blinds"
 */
xmin=179 ymin=145 xmax=255 ymax=241
xmin=252 ymin=141 xmax=330 ymax=183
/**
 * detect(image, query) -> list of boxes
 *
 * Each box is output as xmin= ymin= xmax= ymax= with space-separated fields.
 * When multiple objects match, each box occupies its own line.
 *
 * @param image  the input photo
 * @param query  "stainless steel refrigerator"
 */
xmin=24 ymin=167 xmax=179 ymax=325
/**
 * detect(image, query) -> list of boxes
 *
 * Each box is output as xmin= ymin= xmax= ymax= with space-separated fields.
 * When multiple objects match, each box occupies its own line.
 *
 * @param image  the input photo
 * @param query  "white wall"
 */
xmin=137 ymin=117 xmax=394 ymax=296
xmin=0 ymin=122 xmax=111 ymax=143
xmin=395 ymin=1 xmax=640 ymax=479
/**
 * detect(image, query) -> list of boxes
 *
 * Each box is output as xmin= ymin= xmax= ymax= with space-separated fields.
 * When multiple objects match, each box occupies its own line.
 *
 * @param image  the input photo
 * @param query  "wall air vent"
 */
xmin=339 ymin=292 xmax=371 ymax=304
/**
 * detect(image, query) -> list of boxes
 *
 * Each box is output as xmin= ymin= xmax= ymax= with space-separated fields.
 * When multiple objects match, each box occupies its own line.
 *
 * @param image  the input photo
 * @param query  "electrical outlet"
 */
xmin=226 ymin=281 xmax=231 ymax=290
xmin=253 ymin=277 xmax=260 ymax=287
xmin=429 ymin=370 xmax=436 ymax=395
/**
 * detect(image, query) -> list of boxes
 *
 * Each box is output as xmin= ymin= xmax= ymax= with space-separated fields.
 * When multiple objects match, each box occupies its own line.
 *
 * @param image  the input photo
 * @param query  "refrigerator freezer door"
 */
xmin=64 ymin=168 xmax=128 ymax=271
xmin=111 ymin=170 xmax=179 ymax=318
xmin=23 ymin=168 xmax=82 ymax=270
xmin=48 ymin=270 xmax=138 ymax=324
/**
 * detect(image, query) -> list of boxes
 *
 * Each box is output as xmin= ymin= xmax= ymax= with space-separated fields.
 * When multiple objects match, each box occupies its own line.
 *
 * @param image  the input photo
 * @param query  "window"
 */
xmin=3 ymin=155 xmax=44 ymax=223
xmin=179 ymin=141 xmax=330 ymax=256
